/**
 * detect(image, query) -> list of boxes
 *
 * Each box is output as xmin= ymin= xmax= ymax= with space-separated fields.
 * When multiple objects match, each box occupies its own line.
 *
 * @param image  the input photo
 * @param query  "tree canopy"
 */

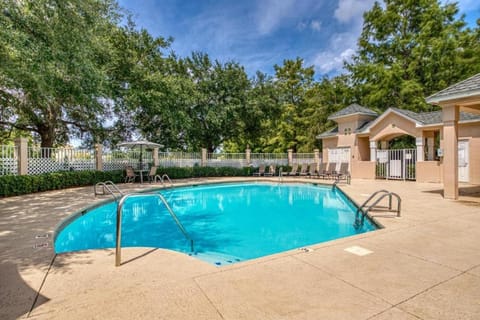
xmin=1 ymin=0 xmax=479 ymax=151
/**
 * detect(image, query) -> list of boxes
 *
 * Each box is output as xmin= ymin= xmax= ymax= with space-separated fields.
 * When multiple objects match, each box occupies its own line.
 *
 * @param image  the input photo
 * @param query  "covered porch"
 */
xmin=426 ymin=73 xmax=480 ymax=199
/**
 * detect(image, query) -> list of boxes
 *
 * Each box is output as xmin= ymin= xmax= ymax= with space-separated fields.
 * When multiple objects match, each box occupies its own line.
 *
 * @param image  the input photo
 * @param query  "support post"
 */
xmin=153 ymin=147 xmax=159 ymax=166
xmin=201 ymin=148 xmax=207 ymax=167
xmin=416 ymin=137 xmax=424 ymax=161
xmin=369 ymin=140 xmax=377 ymax=162
xmin=442 ymin=105 xmax=459 ymax=200
xmin=314 ymin=149 xmax=320 ymax=171
xmin=14 ymin=137 xmax=28 ymax=175
xmin=287 ymin=149 xmax=293 ymax=166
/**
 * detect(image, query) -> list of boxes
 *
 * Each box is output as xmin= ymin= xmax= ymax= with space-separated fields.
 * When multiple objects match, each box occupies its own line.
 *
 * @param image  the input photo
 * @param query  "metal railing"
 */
xmin=94 ymin=181 xmax=124 ymax=200
xmin=115 ymin=193 xmax=194 ymax=266
xmin=354 ymin=189 xmax=401 ymax=228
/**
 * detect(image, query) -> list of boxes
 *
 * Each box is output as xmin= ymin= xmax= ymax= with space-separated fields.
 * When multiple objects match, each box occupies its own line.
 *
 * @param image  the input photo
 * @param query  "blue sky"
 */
xmin=117 ymin=0 xmax=480 ymax=79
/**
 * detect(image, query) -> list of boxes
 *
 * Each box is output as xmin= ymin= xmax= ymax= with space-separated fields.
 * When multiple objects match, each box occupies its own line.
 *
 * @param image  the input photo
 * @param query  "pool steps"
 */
xmin=354 ymin=189 xmax=401 ymax=228
xmin=115 ymin=193 xmax=194 ymax=267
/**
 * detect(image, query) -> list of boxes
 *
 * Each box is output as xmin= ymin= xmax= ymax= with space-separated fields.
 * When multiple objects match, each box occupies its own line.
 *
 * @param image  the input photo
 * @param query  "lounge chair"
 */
xmin=264 ymin=164 xmax=276 ymax=176
xmin=124 ymin=166 xmax=136 ymax=183
xmin=325 ymin=162 xmax=337 ymax=179
xmin=298 ymin=163 xmax=309 ymax=176
xmin=307 ymin=163 xmax=318 ymax=178
xmin=287 ymin=163 xmax=299 ymax=176
xmin=253 ymin=164 xmax=266 ymax=176
xmin=317 ymin=162 xmax=328 ymax=179
xmin=335 ymin=162 xmax=351 ymax=184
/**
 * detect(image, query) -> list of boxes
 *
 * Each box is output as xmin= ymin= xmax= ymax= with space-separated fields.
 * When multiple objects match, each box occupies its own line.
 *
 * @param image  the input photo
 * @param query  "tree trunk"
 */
xmin=38 ymin=124 xmax=56 ymax=155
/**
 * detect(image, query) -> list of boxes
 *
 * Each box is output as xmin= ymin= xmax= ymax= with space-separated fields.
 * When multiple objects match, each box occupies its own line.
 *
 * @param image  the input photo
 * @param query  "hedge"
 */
xmin=0 ymin=170 xmax=124 ymax=197
xmin=0 ymin=166 xmax=265 ymax=197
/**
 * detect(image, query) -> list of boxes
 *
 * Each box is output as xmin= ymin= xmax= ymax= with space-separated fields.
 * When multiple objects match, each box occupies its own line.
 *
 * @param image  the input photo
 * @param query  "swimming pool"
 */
xmin=54 ymin=183 xmax=377 ymax=265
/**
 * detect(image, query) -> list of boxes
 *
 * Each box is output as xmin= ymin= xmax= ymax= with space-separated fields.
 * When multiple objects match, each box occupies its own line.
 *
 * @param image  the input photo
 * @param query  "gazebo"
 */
xmin=426 ymin=73 xmax=480 ymax=199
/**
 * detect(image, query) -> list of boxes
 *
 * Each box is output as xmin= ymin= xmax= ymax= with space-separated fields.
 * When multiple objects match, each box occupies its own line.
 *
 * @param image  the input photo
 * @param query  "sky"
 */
xmin=117 ymin=0 xmax=480 ymax=79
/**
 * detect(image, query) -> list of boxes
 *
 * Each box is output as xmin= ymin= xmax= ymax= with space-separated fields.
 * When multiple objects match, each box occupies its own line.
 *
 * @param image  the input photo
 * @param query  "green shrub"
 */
xmin=0 ymin=166 xmax=260 ymax=197
xmin=0 ymin=170 xmax=124 ymax=197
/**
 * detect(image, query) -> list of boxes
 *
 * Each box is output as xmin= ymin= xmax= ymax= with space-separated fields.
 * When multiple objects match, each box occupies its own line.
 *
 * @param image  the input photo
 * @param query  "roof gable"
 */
xmin=328 ymin=104 xmax=378 ymax=120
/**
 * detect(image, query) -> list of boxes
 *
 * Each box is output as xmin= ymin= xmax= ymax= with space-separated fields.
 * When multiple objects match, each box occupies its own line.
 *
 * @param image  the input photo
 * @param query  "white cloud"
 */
xmin=256 ymin=0 xmax=297 ymax=35
xmin=334 ymin=0 xmax=375 ymax=24
xmin=314 ymin=47 xmax=355 ymax=74
xmin=310 ymin=20 xmax=321 ymax=31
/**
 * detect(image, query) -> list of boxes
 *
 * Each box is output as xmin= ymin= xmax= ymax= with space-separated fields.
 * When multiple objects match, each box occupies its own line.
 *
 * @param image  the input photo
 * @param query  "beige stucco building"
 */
xmin=318 ymin=73 xmax=480 ymax=199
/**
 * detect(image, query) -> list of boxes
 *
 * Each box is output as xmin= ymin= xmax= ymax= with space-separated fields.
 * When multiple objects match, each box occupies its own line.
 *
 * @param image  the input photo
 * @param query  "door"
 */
xmin=458 ymin=140 xmax=469 ymax=182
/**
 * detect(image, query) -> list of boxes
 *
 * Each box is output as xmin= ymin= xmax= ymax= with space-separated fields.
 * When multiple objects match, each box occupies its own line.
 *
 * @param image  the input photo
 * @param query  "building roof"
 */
xmin=391 ymin=107 xmax=480 ymax=125
xmin=426 ymin=73 xmax=480 ymax=104
xmin=317 ymin=107 xmax=480 ymax=139
xmin=316 ymin=126 xmax=338 ymax=138
xmin=327 ymin=104 xmax=378 ymax=120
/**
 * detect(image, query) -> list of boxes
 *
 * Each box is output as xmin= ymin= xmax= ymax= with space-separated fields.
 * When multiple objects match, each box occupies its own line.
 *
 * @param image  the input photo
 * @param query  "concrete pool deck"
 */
xmin=1 ymin=178 xmax=479 ymax=319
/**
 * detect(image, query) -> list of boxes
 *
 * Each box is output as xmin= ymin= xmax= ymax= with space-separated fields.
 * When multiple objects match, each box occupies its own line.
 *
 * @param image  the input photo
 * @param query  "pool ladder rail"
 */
xmin=115 ymin=193 xmax=194 ymax=267
xmin=354 ymin=189 xmax=401 ymax=228
xmin=151 ymin=173 xmax=174 ymax=187
xmin=94 ymin=181 xmax=124 ymax=200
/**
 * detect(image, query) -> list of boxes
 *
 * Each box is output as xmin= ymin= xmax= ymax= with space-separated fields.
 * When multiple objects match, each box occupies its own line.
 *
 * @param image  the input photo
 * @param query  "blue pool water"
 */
xmin=54 ymin=183 xmax=377 ymax=265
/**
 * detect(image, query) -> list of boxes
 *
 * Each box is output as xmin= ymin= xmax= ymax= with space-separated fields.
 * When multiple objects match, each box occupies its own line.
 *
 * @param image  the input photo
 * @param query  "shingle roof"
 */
xmin=426 ymin=73 xmax=480 ymax=103
xmin=328 ymin=104 xmax=378 ymax=120
xmin=390 ymin=107 xmax=480 ymax=125
xmin=317 ymin=108 xmax=480 ymax=138
xmin=316 ymin=126 xmax=338 ymax=138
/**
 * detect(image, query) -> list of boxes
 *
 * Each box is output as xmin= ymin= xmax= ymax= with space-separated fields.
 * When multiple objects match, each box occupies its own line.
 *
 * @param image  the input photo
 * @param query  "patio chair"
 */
xmin=264 ymin=164 xmax=276 ymax=177
xmin=147 ymin=166 xmax=161 ymax=183
xmin=317 ymin=162 xmax=329 ymax=179
xmin=124 ymin=166 xmax=136 ymax=183
xmin=287 ymin=163 xmax=299 ymax=176
xmin=298 ymin=163 xmax=309 ymax=176
xmin=253 ymin=164 xmax=266 ymax=176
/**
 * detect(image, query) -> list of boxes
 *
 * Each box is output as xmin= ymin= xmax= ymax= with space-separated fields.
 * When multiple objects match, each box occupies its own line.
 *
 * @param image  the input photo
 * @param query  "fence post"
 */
xmin=314 ymin=149 xmax=320 ymax=171
xmin=95 ymin=144 xmax=103 ymax=171
xmin=153 ymin=147 xmax=159 ymax=166
xmin=201 ymin=148 xmax=207 ymax=167
xmin=245 ymin=146 xmax=251 ymax=166
xmin=287 ymin=149 xmax=293 ymax=166
xmin=14 ymin=137 xmax=28 ymax=175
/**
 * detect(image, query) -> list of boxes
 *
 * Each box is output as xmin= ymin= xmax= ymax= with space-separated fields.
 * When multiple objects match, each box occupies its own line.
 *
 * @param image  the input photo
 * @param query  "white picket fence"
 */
xmin=0 ymin=144 xmax=318 ymax=176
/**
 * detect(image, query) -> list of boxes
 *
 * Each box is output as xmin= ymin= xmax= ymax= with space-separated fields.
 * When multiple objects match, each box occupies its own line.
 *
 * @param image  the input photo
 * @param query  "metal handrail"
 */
xmin=94 ymin=181 xmax=124 ymax=200
xmin=354 ymin=189 xmax=401 ymax=228
xmin=115 ymin=193 xmax=193 ymax=267
xmin=161 ymin=174 xmax=173 ymax=186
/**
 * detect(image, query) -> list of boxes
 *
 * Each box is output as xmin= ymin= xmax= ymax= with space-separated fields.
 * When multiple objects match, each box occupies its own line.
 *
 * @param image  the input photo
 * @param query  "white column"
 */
xmin=369 ymin=140 xmax=377 ymax=162
xmin=416 ymin=137 xmax=424 ymax=161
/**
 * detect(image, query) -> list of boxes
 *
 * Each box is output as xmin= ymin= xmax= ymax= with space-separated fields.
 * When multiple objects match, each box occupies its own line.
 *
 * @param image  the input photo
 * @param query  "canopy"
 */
xmin=117 ymin=140 xmax=163 ymax=169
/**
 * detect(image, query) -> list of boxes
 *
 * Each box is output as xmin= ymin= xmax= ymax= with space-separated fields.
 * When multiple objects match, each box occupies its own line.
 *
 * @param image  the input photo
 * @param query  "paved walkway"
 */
xmin=1 ymin=178 xmax=479 ymax=319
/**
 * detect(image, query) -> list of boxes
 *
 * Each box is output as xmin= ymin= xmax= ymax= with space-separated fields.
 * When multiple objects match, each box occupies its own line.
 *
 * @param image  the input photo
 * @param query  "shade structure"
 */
xmin=117 ymin=140 xmax=163 ymax=169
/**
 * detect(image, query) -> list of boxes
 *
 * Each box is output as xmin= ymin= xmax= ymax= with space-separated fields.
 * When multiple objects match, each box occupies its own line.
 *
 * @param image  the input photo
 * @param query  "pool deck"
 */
xmin=1 ymin=178 xmax=480 ymax=319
